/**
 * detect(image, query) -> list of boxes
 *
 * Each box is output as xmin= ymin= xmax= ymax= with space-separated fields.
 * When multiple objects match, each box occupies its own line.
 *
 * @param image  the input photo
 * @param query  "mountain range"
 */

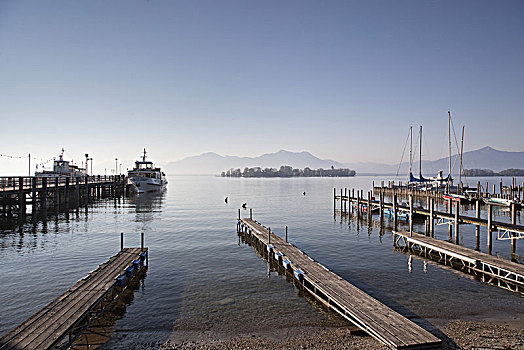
xmin=162 ymin=146 xmax=524 ymax=175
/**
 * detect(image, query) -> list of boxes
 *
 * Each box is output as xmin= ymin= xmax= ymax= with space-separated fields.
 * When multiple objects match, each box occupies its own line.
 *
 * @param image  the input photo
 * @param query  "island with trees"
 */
xmin=221 ymin=166 xmax=356 ymax=178
xmin=463 ymin=168 xmax=524 ymax=177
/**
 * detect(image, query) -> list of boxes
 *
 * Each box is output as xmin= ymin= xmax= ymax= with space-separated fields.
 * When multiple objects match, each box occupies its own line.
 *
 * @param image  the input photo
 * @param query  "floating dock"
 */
xmin=393 ymin=230 xmax=524 ymax=294
xmin=0 ymin=245 xmax=147 ymax=350
xmin=238 ymin=217 xmax=441 ymax=349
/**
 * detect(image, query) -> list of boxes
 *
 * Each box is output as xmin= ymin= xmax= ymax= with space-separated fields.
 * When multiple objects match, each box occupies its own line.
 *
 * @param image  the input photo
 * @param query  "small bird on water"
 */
xmin=242 ymin=203 xmax=247 ymax=209
xmin=225 ymin=197 xmax=228 ymax=204
xmin=303 ymin=191 xmax=306 ymax=196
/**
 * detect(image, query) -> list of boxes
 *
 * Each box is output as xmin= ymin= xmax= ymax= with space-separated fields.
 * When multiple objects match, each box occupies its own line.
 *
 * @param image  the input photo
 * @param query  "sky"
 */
xmin=1 ymin=0 xmax=523 ymax=175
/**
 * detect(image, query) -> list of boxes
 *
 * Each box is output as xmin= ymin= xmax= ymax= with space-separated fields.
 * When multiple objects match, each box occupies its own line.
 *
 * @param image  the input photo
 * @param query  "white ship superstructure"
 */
xmin=128 ymin=149 xmax=167 ymax=194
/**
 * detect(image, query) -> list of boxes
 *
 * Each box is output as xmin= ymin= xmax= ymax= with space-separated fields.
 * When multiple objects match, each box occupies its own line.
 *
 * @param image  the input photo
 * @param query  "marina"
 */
xmin=0 ymin=234 xmax=147 ymax=350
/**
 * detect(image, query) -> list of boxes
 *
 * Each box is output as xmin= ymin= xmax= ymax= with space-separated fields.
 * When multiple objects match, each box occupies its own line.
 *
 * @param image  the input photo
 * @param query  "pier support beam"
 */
xmin=393 ymin=194 xmax=398 ymax=231
xmin=454 ymin=200 xmax=459 ymax=244
xmin=475 ymin=199 xmax=481 ymax=251
xmin=487 ymin=204 xmax=493 ymax=255
xmin=409 ymin=195 xmax=413 ymax=237
xmin=511 ymin=203 xmax=517 ymax=256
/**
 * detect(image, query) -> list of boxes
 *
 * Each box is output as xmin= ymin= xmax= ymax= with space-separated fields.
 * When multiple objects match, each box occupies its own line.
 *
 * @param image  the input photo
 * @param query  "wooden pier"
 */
xmin=393 ymin=230 xmax=524 ymax=294
xmin=237 ymin=216 xmax=441 ymax=349
xmin=0 ymin=236 xmax=147 ymax=350
xmin=334 ymin=188 xmax=523 ymax=257
xmin=0 ymin=175 xmax=129 ymax=218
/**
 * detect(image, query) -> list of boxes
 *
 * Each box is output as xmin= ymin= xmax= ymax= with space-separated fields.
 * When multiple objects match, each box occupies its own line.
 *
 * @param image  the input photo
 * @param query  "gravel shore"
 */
xmin=159 ymin=319 xmax=524 ymax=350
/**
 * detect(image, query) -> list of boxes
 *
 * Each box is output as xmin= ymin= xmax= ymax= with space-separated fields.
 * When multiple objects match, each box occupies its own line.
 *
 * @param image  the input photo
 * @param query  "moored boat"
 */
xmin=35 ymin=148 xmax=87 ymax=177
xmin=482 ymin=197 xmax=515 ymax=207
xmin=128 ymin=149 xmax=168 ymax=194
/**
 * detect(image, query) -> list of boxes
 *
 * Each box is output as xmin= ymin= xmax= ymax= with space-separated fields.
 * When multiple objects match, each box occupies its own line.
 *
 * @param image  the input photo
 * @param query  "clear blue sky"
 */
xmin=1 ymin=0 xmax=523 ymax=175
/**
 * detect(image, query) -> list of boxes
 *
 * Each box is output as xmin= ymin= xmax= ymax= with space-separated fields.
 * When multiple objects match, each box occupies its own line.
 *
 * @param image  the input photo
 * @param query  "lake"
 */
xmin=0 ymin=175 xmax=523 ymax=348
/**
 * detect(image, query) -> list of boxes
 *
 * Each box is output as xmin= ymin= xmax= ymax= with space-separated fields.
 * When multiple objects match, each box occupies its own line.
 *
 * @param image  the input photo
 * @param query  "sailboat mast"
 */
xmin=448 ymin=111 xmax=452 ymax=179
xmin=409 ymin=126 xmax=413 ymax=174
xmin=459 ymin=126 xmax=464 ymax=194
xmin=419 ymin=125 xmax=422 ymax=177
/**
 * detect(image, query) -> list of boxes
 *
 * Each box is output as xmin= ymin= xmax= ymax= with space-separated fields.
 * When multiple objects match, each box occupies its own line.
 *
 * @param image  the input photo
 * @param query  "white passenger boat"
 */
xmin=128 ymin=149 xmax=167 ymax=194
xmin=35 ymin=148 xmax=87 ymax=177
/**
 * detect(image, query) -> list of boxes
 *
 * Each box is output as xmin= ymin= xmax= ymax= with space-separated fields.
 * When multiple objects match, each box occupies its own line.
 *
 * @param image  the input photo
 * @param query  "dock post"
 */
xmin=285 ymin=225 xmax=288 ymax=243
xmin=409 ymin=195 xmax=413 ymax=237
xmin=475 ymin=199 xmax=481 ymax=250
xmin=238 ymin=208 xmax=240 ymax=220
xmin=121 ymin=232 xmax=124 ymax=252
xmin=454 ymin=200 xmax=459 ymax=244
xmin=333 ymin=188 xmax=336 ymax=214
xmin=393 ymin=194 xmax=398 ymax=231
xmin=425 ymin=196 xmax=430 ymax=236
xmin=367 ymin=191 xmax=372 ymax=221
xmin=448 ymin=199 xmax=452 ymax=241
xmin=345 ymin=188 xmax=348 ymax=213
xmin=429 ymin=198 xmax=434 ymax=237
xmin=356 ymin=191 xmax=360 ymax=218
xmin=340 ymin=188 xmax=343 ymax=213
xmin=499 ymin=179 xmax=503 ymax=198
xmin=55 ymin=177 xmax=60 ymax=209
xmin=487 ymin=204 xmax=493 ymax=255
xmin=141 ymin=232 xmax=144 ymax=251
xmin=18 ymin=177 xmax=26 ymax=216
xmin=268 ymin=227 xmax=271 ymax=245
xmin=250 ymin=208 xmax=252 ymax=220
xmin=42 ymin=177 xmax=48 ymax=210
xmin=379 ymin=190 xmax=383 ymax=217
xmin=511 ymin=203 xmax=517 ymax=255
xmin=31 ymin=177 xmax=37 ymax=213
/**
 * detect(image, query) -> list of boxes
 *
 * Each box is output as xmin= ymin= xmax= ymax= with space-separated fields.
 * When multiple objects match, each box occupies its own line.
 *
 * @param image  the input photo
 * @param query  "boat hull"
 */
xmin=129 ymin=177 xmax=167 ymax=194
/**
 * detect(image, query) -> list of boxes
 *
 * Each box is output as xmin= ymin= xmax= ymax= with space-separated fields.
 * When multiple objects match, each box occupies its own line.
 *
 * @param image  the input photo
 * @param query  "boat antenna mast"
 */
xmin=142 ymin=148 xmax=147 ymax=162
xmin=409 ymin=126 xmax=413 ymax=174
xmin=419 ymin=125 xmax=422 ymax=178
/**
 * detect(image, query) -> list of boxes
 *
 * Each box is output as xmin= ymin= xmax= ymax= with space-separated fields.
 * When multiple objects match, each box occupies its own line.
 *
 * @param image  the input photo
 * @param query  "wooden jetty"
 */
xmin=334 ymin=187 xmax=523 ymax=257
xmin=0 ymin=234 xmax=147 ymax=350
xmin=237 ymin=216 xmax=442 ymax=349
xmin=0 ymin=175 xmax=129 ymax=218
xmin=393 ymin=230 xmax=524 ymax=294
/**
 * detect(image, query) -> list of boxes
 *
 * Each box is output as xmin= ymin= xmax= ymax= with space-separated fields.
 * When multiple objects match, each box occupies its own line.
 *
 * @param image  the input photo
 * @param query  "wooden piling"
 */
xmin=141 ymin=232 xmax=145 ymax=251
xmin=393 ymin=194 xmax=398 ymax=231
xmin=409 ymin=195 xmax=413 ymax=237
xmin=475 ymin=199 xmax=481 ymax=251
xmin=367 ymin=191 xmax=372 ymax=221
xmin=285 ymin=225 xmax=288 ymax=243
xmin=487 ymin=204 xmax=493 ymax=255
xmin=121 ymin=232 xmax=124 ymax=252
xmin=238 ymin=209 xmax=241 ymax=220
xmin=250 ymin=208 xmax=252 ymax=220
xmin=454 ymin=200 xmax=459 ymax=244
xmin=511 ymin=203 xmax=517 ymax=255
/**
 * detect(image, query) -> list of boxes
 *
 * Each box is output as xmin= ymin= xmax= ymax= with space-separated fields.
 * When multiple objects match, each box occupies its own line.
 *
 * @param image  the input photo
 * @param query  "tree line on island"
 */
xmin=221 ymin=165 xmax=356 ymax=178
xmin=464 ymin=168 xmax=524 ymax=177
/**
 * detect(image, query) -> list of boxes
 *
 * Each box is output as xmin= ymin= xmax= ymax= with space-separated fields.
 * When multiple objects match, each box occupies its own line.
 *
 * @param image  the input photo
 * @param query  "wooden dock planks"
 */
xmin=0 ymin=248 xmax=146 ymax=350
xmin=240 ymin=218 xmax=442 ymax=349
xmin=393 ymin=230 xmax=524 ymax=286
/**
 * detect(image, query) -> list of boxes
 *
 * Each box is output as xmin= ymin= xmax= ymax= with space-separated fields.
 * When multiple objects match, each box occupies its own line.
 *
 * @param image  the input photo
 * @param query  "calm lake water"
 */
xmin=1 ymin=175 xmax=523 ymax=347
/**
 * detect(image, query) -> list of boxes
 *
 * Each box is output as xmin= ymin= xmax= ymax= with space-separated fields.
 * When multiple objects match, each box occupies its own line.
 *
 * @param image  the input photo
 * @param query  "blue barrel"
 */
xmin=116 ymin=275 xmax=126 ymax=287
xmin=139 ymin=252 xmax=147 ymax=261
xmin=266 ymin=244 xmax=273 ymax=253
xmin=274 ymin=252 xmax=283 ymax=262
xmin=133 ymin=259 xmax=140 ymax=269
xmin=125 ymin=266 xmax=134 ymax=277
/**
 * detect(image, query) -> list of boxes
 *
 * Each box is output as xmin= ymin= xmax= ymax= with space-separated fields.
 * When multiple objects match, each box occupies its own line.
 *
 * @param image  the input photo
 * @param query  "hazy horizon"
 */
xmin=1 ymin=1 xmax=523 ymax=175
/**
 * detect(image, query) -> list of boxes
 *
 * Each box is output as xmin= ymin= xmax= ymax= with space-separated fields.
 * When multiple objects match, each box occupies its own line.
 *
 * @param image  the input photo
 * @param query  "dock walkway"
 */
xmin=239 ymin=218 xmax=441 ymax=349
xmin=0 ymin=247 xmax=147 ymax=350
xmin=393 ymin=230 xmax=524 ymax=293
